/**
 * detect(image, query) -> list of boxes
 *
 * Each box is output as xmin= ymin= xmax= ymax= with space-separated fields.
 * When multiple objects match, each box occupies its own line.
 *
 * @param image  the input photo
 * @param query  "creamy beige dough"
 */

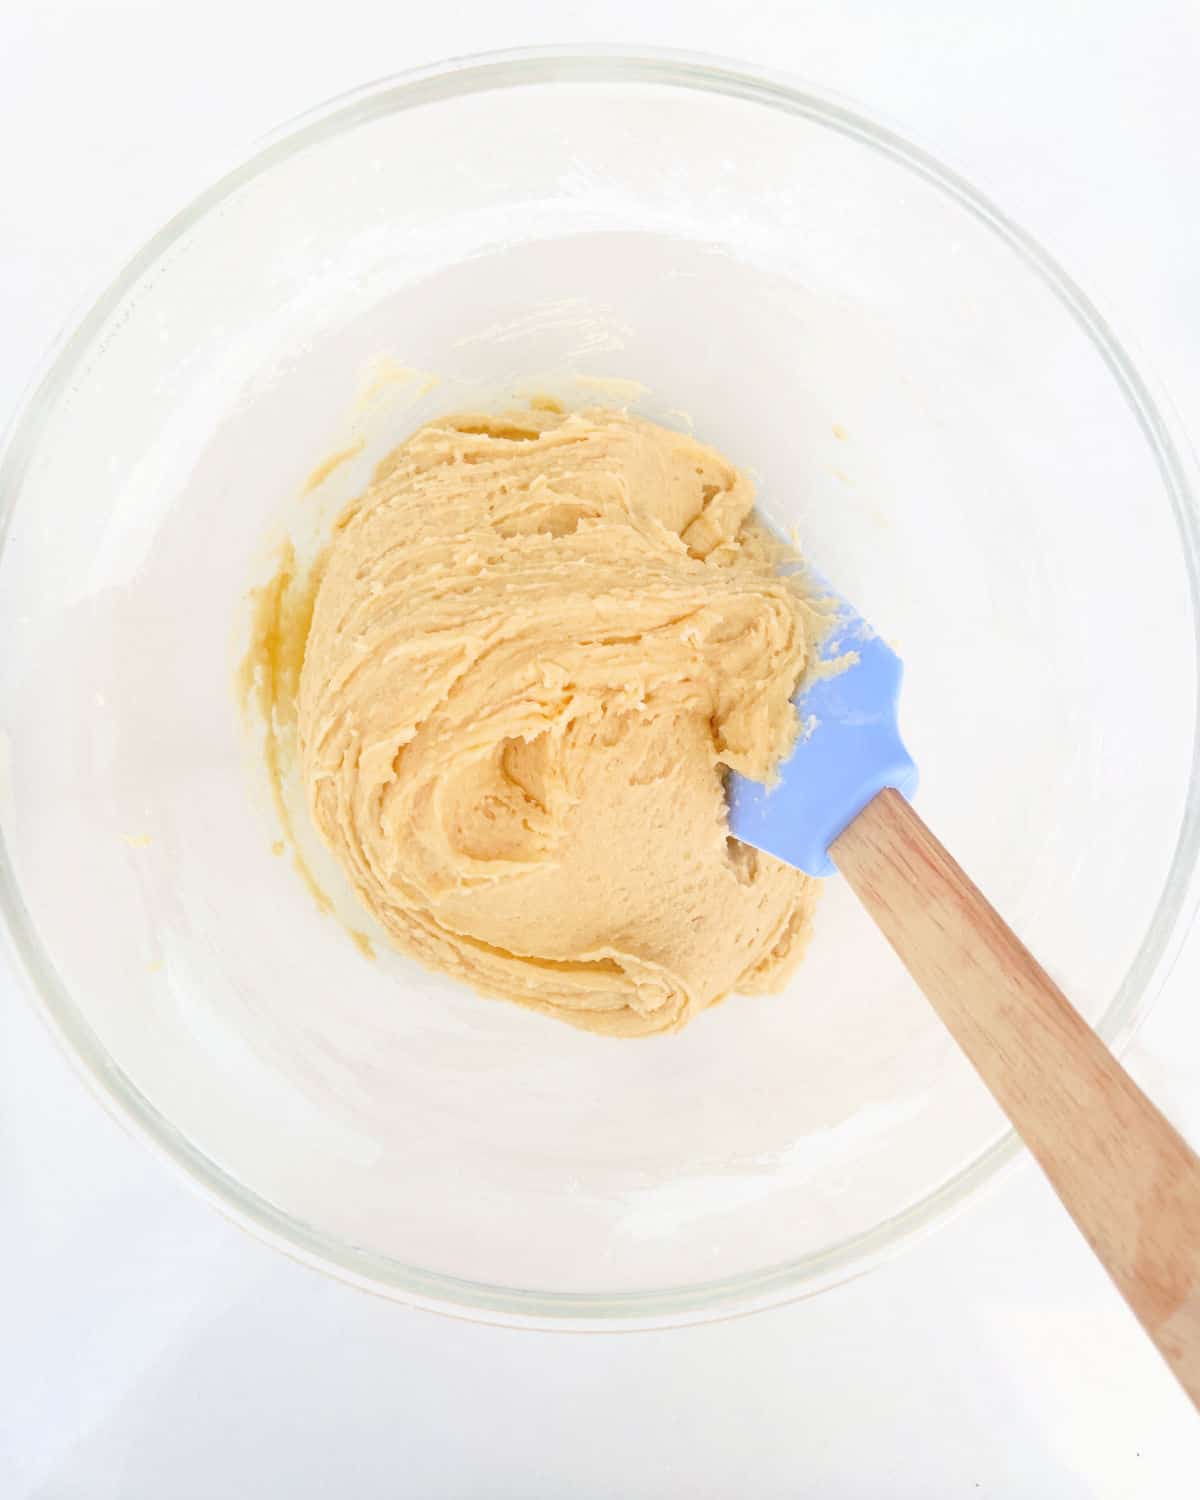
xmin=299 ymin=406 xmax=819 ymax=1036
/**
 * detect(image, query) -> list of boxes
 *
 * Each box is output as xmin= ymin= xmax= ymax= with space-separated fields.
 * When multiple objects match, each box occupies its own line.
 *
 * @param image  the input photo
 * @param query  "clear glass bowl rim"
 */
xmin=2 ymin=44 xmax=1199 ymax=1330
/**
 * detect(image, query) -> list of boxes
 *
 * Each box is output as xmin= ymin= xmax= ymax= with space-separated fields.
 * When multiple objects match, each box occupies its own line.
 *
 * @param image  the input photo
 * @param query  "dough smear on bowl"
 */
xmin=298 ymin=405 xmax=820 ymax=1036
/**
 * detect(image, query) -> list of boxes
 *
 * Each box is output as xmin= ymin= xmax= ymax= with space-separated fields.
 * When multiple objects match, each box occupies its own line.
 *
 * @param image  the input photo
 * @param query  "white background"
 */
xmin=3 ymin=1 xmax=1200 ymax=1493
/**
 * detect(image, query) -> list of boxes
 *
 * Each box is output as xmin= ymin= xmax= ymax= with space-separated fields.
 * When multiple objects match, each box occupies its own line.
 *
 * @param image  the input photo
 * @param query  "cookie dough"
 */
xmin=299 ymin=406 xmax=819 ymax=1036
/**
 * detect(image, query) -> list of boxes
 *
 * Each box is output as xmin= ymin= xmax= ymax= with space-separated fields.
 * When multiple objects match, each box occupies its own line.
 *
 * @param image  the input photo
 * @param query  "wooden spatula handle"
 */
xmin=832 ymin=788 xmax=1200 ymax=1410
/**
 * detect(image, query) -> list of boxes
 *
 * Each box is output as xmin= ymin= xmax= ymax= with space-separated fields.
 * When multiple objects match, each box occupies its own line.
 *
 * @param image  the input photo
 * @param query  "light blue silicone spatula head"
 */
xmin=727 ymin=582 xmax=918 ymax=876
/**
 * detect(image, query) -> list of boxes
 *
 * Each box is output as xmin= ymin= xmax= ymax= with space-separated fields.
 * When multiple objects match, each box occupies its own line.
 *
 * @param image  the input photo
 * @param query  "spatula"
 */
xmin=728 ymin=581 xmax=1200 ymax=1412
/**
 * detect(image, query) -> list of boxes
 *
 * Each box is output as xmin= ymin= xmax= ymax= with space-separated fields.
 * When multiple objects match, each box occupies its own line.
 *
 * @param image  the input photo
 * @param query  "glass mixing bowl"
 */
xmin=2 ymin=48 xmax=1198 ymax=1328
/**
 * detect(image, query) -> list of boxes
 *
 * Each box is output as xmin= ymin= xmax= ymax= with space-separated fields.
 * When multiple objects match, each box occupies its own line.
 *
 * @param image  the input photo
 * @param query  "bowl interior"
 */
xmin=1 ymin=57 xmax=1195 ymax=1321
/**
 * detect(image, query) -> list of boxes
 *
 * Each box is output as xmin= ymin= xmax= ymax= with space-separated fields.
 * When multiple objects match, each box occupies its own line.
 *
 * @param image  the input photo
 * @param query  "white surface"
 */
xmin=2 ymin=0 xmax=1199 ymax=1493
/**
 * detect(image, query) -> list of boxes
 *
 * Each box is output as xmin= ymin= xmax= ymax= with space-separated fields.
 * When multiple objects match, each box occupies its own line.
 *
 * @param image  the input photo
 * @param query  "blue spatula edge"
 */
xmin=727 ymin=589 xmax=918 ymax=877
